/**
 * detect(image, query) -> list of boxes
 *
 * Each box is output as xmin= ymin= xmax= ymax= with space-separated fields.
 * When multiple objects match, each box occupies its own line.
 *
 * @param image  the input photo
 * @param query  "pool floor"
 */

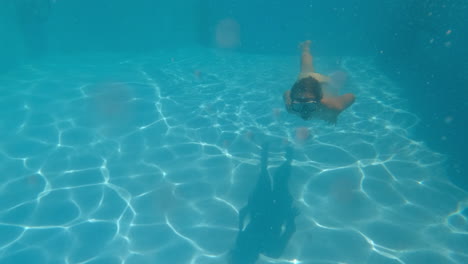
xmin=0 ymin=47 xmax=467 ymax=264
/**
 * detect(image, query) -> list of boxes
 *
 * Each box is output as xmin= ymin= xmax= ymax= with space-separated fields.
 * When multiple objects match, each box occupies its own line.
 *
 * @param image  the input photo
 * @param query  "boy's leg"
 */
xmin=300 ymin=40 xmax=314 ymax=73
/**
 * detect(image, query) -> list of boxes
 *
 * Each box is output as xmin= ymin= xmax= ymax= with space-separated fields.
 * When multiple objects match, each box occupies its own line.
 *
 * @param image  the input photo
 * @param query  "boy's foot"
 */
xmin=299 ymin=40 xmax=311 ymax=52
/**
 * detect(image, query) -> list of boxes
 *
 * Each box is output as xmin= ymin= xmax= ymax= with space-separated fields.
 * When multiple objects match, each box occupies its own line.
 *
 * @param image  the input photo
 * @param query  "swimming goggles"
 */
xmin=291 ymin=99 xmax=320 ymax=113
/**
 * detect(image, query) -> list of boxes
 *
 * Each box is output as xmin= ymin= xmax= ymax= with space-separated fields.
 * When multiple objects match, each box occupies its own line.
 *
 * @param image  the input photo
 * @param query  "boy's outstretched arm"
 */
xmin=339 ymin=93 xmax=356 ymax=110
xmin=321 ymin=93 xmax=355 ymax=112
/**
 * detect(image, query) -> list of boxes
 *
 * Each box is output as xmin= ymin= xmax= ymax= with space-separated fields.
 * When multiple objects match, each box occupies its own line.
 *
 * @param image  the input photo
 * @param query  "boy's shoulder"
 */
xmin=321 ymin=93 xmax=355 ymax=111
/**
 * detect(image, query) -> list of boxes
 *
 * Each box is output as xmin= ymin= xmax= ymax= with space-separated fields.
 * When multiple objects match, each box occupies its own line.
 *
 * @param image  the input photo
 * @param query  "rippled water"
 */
xmin=0 ymin=48 xmax=467 ymax=264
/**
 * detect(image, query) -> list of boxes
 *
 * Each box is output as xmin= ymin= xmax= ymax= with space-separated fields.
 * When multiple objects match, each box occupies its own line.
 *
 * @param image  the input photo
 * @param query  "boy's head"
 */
xmin=290 ymin=76 xmax=323 ymax=101
xmin=290 ymin=77 xmax=323 ymax=120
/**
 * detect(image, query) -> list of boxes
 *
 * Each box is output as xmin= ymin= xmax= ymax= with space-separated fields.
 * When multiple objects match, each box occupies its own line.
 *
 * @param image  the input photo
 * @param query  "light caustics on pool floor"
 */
xmin=0 ymin=48 xmax=467 ymax=264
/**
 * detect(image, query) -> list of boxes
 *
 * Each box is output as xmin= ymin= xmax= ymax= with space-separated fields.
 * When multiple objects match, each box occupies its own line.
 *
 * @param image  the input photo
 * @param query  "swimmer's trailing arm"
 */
xmin=282 ymin=206 xmax=299 ymax=237
xmin=326 ymin=111 xmax=338 ymax=125
xmin=238 ymin=205 xmax=249 ymax=231
xmin=283 ymin=91 xmax=293 ymax=113
xmin=260 ymin=143 xmax=269 ymax=171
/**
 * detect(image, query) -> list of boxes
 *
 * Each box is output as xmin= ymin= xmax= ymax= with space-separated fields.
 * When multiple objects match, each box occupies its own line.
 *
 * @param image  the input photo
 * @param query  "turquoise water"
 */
xmin=1 ymin=48 xmax=467 ymax=263
xmin=1 ymin=1 xmax=468 ymax=264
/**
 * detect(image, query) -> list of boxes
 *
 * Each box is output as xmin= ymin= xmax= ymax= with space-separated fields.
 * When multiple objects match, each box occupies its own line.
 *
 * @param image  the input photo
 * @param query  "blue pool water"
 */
xmin=1 ymin=1 xmax=468 ymax=264
xmin=1 ymin=48 xmax=467 ymax=264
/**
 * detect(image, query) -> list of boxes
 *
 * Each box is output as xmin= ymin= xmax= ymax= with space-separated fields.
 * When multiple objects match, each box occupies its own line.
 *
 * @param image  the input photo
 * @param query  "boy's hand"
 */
xmin=326 ymin=113 xmax=338 ymax=125
xmin=321 ymin=110 xmax=338 ymax=125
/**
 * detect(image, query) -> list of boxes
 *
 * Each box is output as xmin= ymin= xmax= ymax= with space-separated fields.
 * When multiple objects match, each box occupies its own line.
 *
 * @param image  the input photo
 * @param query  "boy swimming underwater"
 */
xmin=283 ymin=40 xmax=355 ymax=124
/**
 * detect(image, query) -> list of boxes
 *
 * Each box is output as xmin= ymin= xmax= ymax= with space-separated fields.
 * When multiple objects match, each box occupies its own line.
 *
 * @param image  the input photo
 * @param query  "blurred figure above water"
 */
xmin=229 ymin=144 xmax=299 ymax=264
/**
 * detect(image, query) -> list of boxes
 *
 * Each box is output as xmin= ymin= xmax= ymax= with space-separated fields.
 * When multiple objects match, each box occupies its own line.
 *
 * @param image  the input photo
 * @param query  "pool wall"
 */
xmin=46 ymin=0 xmax=201 ymax=54
xmin=0 ymin=1 xmax=25 ymax=73
xmin=375 ymin=0 xmax=468 ymax=190
xmin=200 ymin=0 xmax=399 ymax=55
xmin=0 ymin=0 xmax=202 ymax=73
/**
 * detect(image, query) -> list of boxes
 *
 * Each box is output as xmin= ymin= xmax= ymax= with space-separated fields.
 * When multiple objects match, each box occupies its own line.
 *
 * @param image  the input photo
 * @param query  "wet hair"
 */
xmin=290 ymin=76 xmax=323 ymax=100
